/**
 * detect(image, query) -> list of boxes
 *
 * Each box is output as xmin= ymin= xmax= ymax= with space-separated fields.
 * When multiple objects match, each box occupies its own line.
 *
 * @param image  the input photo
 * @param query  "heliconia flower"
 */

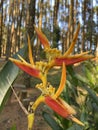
xmin=35 ymin=23 xmax=94 ymax=66
xmin=9 ymin=23 xmax=86 ymax=129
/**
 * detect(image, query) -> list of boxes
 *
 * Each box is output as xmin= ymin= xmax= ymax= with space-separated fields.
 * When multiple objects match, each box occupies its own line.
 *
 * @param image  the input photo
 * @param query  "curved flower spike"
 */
xmin=54 ymin=62 xmax=66 ymax=98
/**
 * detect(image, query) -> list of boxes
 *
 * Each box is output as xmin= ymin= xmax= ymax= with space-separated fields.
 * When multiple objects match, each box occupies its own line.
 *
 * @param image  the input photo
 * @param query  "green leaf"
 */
xmin=84 ymin=67 xmax=95 ymax=86
xmin=82 ymin=84 xmax=98 ymax=106
xmin=42 ymin=112 xmax=63 ymax=130
xmin=67 ymin=124 xmax=84 ymax=130
xmin=75 ymin=74 xmax=89 ymax=85
xmin=75 ymin=73 xmax=98 ymax=105
xmin=10 ymin=124 xmax=16 ymax=130
xmin=67 ymin=66 xmax=79 ymax=86
xmin=0 ymin=45 xmax=27 ymax=112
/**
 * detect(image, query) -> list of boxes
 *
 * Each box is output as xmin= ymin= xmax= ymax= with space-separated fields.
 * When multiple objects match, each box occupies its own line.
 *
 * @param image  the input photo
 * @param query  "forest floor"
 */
xmin=0 ymin=87 xmax=51 ymax=130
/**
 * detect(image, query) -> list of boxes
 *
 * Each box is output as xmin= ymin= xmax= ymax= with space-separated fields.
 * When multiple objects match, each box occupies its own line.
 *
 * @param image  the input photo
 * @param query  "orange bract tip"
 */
xmin=9 ymin=58 xmax=41 ymax=79
xmin=54 ymin=55 xmax=94 ymax=66
xmin=34 ymin=25 xmax=50 ymax=49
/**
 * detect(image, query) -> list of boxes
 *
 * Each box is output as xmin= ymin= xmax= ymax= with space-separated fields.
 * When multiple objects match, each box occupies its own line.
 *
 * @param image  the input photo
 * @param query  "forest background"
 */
xmin=0 ymin=0 xmax=98 ymax=60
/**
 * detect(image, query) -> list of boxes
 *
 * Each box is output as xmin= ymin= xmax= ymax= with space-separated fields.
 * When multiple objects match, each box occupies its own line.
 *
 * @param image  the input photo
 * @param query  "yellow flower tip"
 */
xmin=70 ymin=116 xmax=84 ymax=126
xmin=9 ymin=57 xmax=20 ymax=63
xmin=34 ymin=25 xmax=50 ymax=49
xmin=64 ymin=23 xmax=80 ymax=56
xmin=9 ymin=57 xmax=13 ymax=61
xmin=28 ymin=113 xmax=35 ymax=130
xmin=27 ymin=35 xmax=34 ymax=65
xmin=58 ymin=98 xmax=76 ymax=115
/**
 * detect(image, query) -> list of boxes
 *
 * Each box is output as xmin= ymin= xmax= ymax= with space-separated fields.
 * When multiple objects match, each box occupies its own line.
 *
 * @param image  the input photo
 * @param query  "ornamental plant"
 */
xmin=9 ymin=23 xmax=93 ymax=130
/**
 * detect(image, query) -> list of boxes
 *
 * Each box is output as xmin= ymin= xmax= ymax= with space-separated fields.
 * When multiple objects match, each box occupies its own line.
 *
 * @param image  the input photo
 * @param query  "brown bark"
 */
xmin=23 ymin=0 xmax=36 ymax=88
xmin=0 ymin=0 xmax=3 ymax=57
xmin=36 ymin=0 xmax=43 ymax=60
xmin=53 ymin=0 xmax=59 ymax=26
xmin=81 ymin=0 xmax=86 ymax=52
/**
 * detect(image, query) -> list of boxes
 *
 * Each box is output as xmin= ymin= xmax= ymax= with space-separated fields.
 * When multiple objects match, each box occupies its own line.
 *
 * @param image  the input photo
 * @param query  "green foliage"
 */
xmin=10 ymin=125 xmax=16 ymax=130
xmin=0 ymin=45 xmax=27 ymax=112
xmin=43 ymin=112 xmax=63 ymax=130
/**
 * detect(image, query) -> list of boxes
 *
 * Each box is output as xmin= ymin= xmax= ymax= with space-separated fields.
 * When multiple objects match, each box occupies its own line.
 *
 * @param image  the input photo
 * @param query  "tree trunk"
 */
xmin=89 ymin=0 xmax=93 ymax=50
xmin=53 ymin=0 xmax=59 ymax=26
xmin=36 ymin=0 xmax=43 ymax=60
xmin=23 ymin=0 xmax=36 ymax=88
xmin=70 ymin=0 xmax=74 ymax=40
xmin=81 ymin=0 xmax=86 ymax=52
xmin=6 ymin=25 xmax=11 ymax=60
xmin=0 ymin=0 xmax=3 ymax=57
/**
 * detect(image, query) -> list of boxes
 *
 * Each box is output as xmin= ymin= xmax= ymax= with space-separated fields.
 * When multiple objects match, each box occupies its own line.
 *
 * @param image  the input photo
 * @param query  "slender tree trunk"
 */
xmin=67 ymin=2 xmax=72 ymax=48
xmin=96 ymin=2 xmax=98 ymax=57
xmin=23 ymin=0 xmax=36 ymax=88
xmin=6 ymin=25 xmax=11 ymax=60
xmin=27 ymin=0 xmax=35 ymax=38
xmin=36 ymin=0 xmax=43 ymax=60
xmin=81 ymin=0 xmax=86 ymax=52
xmin=89 ymin=0 xmax=93 ymax=50
xmin=0 ymin=0 xmax=3 ymax=57
xmin=53 ymin=0 xmax=59 ymax=26
xmin=70 ymin=0 xmax=74 ymax=40
xmin=17 ymin=8 xmax=22 ymax=51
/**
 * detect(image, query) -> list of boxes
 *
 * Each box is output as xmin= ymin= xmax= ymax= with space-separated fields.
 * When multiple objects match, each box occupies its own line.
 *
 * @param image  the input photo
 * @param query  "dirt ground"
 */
xmin=0 ymin=86 xmax=52 ymax=130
